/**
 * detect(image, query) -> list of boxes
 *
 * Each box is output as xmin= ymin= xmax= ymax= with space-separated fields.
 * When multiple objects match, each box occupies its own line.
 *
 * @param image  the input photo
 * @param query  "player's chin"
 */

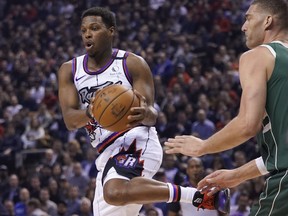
xmin=86 ymin=49 xmax=96 ymax=56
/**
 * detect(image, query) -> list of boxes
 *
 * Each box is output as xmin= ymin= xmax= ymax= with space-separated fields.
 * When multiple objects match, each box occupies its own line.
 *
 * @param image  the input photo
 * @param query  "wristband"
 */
xmin=255 ymin=157 xmax=269 ymax=175
xmin=86 ymin=107 xmax=93 ymax=119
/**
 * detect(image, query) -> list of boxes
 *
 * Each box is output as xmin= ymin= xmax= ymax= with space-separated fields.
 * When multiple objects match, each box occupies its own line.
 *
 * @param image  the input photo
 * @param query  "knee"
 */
xmin=103 ymin=180 xmax=128 ymax=206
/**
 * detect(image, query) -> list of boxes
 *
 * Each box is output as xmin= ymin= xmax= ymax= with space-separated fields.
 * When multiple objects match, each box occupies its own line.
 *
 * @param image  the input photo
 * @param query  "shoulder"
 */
xmin=126 ymin=52 xmax=147 ymax=66
xmin=59 ymin=60 xmax=73 ymax=70
xmin=58 ymin=60 xmax=73 ymax=76
xmin=240 ymin=45 xmax=275 ymax=63
xmin=125 ymin=52 xmax=151 ymax=76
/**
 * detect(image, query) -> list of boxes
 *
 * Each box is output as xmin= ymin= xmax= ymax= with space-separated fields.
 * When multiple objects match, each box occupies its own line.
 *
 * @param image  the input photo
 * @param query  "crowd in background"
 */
xmin=0 ymin=0 xmax=264 ymax=215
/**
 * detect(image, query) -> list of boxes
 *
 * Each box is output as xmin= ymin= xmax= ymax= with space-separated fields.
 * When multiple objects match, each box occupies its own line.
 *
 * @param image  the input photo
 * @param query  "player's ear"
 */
xmin=264 ymin=15 xmax=273 ymax=30
xmin=109 ymin=26 xmax=116 ymax=37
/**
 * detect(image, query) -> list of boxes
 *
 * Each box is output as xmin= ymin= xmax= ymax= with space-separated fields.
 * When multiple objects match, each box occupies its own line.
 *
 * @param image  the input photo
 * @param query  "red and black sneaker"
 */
xmin=192 ymin=188 xmax=230 ymax=214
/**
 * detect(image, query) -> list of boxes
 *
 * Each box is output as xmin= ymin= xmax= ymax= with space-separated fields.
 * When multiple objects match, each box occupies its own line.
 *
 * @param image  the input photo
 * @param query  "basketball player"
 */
xmin=165 ymin=0 xmax=288 ymax=215
xmin=58 ymin=7 xmax=230 ymax=216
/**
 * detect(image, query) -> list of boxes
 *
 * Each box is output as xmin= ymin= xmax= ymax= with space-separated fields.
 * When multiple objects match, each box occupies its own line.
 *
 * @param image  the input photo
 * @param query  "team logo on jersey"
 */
xmin=112 ymin=66 xmax=119 ymax=72
xmin=85 ymin=119 xmax=100 ymax=141
xmin=114 ymin=139 xmax=144 ymax=169
xmin=78 ymin=81 xmax=122 ymax=104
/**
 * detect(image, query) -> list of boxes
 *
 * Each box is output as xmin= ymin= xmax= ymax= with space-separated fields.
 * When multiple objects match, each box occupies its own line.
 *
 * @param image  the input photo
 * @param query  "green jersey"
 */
xmin=257 ymin=41 xmax=288 ymax=172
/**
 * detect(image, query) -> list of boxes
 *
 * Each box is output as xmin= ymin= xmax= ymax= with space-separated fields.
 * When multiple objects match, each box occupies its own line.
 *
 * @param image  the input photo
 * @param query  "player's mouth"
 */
xmin=85 ymin=42 xmax=94 ymax=49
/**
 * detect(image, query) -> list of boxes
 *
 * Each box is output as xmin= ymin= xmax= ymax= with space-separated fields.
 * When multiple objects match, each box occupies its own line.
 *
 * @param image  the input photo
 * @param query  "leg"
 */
xmin=103 ymin=173 xmax=230 ymax=215
xmin=103 ymin=177 xmax=170 ymax=205
xmin=93 ymin=170 xmax=142 ymax=216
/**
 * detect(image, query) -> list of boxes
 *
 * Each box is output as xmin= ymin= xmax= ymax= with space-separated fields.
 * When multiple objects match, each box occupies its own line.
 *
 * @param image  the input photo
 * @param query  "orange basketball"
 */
xmin=92 ymin=84 xmax=140 ymax=132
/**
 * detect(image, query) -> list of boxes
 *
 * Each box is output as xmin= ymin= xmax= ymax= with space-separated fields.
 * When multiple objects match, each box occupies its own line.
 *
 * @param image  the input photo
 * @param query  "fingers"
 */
xmin=164 ymin=137 xmax=187 ymax=152
xmin=133 ymin=89 xmax=146 ymax=100
xmin=197 ymin=171 xmax=224 ymax=196
xmin=133 ymin=90 xmax=147 ymax=106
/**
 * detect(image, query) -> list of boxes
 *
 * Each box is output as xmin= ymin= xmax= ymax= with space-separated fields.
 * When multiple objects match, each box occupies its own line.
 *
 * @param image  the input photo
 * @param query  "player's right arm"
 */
xmin=58 ymin=61 xmax=91 ymax=130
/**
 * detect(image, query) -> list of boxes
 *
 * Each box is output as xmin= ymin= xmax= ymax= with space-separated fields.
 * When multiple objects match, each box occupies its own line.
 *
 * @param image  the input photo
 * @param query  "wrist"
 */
xmin=255 ymin=157 xmax=269 ymax=175
xmin=86 ymin=107 xmax=93 ymax=119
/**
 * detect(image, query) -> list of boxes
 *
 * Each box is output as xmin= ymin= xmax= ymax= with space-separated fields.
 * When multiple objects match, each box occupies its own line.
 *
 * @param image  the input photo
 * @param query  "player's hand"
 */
xmin=197 ymin=169 xmax=240 ymax=196
xmin=164 ymin=135 xmax=205 ymax=156
xmin=127 ymin=90 xmax=147 ymax=128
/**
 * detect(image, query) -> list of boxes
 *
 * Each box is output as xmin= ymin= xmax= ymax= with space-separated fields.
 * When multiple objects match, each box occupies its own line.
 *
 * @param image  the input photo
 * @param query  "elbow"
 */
xmin=64 ymin=120 xmax=78 ymax=131
xmin=241 ymin=121 xmax=262 ymax=138
xmin=66 ymin=125 xmax=77 ymax=131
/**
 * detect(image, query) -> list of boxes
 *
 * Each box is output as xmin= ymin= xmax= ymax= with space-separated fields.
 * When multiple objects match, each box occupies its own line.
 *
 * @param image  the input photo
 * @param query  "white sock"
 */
xmin=179 ymin=186 xmax=197 ymax=203
xmin=167 ymin=183 xmax=196 ymax=203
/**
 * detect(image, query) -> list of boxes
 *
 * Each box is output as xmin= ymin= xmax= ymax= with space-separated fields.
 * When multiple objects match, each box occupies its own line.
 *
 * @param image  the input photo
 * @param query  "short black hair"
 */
xmin=252 ymin=0 xmax=288 ymax=30
xmin=81 ymin=7 xmax=116 ymax=28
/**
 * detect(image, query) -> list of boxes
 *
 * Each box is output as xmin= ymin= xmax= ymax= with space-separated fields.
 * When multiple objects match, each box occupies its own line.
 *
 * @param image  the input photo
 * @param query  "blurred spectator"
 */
xmin=3 ymin=199 xmax=15 ymax=216
xmin=168 ymin=157 xmax=218 ymax=216
xmin=140 ymin=203 xmax=163 ymax=216
xmin=68 ymin=162 xmax=89 ymax=197
xmin=230 ymin=190 xmax=251 ymax=216
xmin=161 ymin=153 xmax=180 ymax=184
xmin=66 ymin=186 xmax=81 ymax=216
xmin=51 ymin=163 xmax=63 ymax=182
xmin=4 ymin=95 xmax=23 ymax=121
xmin=47 ymin=178 xmax=61 ymax=204
xmin=67 ymin=139 xmax=84 ymax=162
xmin=232 ymin=150 xmax=247 ymax=168
xmin=0 ymin=165 xmax=9 ymax=195
xmin=152 ymin=51 xmax=173 ymax=84
xmin=2 ymin=174 xmax=20 ymax=204
xmin=168 ymin=63 xmax=192 ymax=90
xmin=28 ymin=175 xmax=41 ymax=199
xmin=0 ymin=201 xmax=9 ymax=216
xmin=56 ymin=200 xmax=68 ymax=216
xmin=27 ymin=198 xmax=48 ymax=216
xmin=61 ymin=153 xmax=74 ymax=179
xmin=191 ymin=109 xmax=215 ymax=139
xmin=29 ymin=79 xmax=45 ymax=105
xmin=79 ymin=197 xmax=93 ymax=216
xmin=41 ymin=149 xmax=57 ymax=167
xmin=81 ymin=149 xmax=98 ymax=178
xmin=0 ymin=123 xmax=22 ymax=171
xmin=14 ymin=188 xmax=30 ymax=216
xmin=21 ymin=116 xmax=46 ymax=149
xmin=58 ymin=175 xmax=70 ymax=202
xmin=39 ymin=188 xmax=57 ymax=216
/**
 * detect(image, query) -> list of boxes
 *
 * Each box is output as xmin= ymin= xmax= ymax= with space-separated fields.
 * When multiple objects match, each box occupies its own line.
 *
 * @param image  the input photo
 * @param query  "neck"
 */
xmin=264 ymin=29 xmax=288 ymax=44
xmin=88 ymin=48 xmax=113 ymax=69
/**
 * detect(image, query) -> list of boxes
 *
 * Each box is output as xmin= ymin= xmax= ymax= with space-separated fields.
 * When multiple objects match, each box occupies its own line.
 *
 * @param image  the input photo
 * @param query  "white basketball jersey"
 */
xmin=72 ymin=49 xmax=133 ymax=153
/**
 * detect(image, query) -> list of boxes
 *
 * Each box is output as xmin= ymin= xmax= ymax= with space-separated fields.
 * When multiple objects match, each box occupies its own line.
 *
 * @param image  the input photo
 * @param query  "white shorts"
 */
xmin=93 ymin=126 xmax=163 ymax=216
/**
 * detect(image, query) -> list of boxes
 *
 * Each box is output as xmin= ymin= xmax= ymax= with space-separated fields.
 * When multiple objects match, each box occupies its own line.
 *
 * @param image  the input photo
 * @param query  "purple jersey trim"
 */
xmin=96 ymin=129 xmax=129 ymax=153
xmin=123 ymin=52 xmax=133 ymax=85
xmin=72 ymin=58 xmax=77 ymax=79
xmin=83 ymin=49 xmax=119 ymax=75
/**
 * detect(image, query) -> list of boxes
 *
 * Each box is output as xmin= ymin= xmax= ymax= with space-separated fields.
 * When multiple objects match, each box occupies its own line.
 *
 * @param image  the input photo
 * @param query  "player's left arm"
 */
xmin=126 ymin=52 xmax=158 ymax=127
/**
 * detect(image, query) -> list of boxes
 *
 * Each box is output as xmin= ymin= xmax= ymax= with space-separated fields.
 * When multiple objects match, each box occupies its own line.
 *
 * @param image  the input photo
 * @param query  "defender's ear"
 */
xmin=264 ymin=15 xmax=273 ymax=30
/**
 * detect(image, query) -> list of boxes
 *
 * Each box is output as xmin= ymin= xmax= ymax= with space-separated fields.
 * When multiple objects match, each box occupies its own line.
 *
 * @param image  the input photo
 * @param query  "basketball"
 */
xmin=92 ymin=84 xmax=140 ymax=132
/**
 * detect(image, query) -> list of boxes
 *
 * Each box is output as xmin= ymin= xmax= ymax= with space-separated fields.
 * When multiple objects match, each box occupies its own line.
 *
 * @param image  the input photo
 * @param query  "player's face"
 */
xmin=81 ymin=16 xmax=114 ymax=56
xmin=241 ymin=4 xmax=267 ymax=49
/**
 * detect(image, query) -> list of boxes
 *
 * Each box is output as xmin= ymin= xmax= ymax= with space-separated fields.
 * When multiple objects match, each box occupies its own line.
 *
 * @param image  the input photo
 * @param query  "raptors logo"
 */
xmin=85 ymin=119 xmax=100 ymax=141
xmin=114 ymin=139 xmax=144 ymax=169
